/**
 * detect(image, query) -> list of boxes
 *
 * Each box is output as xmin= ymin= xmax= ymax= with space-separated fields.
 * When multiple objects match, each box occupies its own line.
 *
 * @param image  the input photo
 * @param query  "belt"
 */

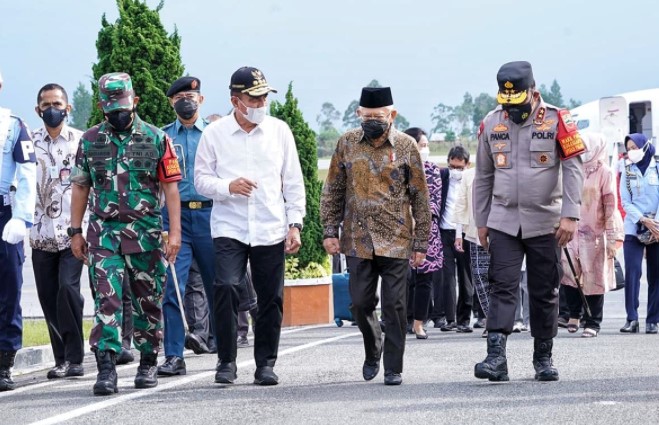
xmin=0 ymin=194 xmax=10 ymax=208
xmin=181 ymin=200 xmax=213 ymax=209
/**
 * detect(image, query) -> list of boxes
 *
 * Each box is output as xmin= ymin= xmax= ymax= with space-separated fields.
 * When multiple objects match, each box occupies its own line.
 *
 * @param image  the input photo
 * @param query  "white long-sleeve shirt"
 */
xmin=194 ymin=113 xmax=306 ymax=246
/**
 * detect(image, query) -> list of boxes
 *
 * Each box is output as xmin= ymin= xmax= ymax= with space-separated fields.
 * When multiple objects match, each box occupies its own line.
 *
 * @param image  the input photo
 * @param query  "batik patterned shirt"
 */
xmin=321 ymin=127 xmax=431 ymax=260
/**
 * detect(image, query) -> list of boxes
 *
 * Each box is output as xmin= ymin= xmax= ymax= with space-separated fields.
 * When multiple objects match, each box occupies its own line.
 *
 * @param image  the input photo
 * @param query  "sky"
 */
xmin=1 ymin=0 xmax=659 ymax=133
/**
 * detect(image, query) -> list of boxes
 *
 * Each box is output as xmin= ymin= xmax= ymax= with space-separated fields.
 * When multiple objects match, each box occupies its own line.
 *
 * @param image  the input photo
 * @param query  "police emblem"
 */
xmin=504 ymin=81 xmax=514 ymax=89
xmin=539 ymin=153 xmax=549 ymax=164
xmin=493 ymin=123 xmax=508 ymax=132
xmin=495 ymin=152 xmax=508 ymax=167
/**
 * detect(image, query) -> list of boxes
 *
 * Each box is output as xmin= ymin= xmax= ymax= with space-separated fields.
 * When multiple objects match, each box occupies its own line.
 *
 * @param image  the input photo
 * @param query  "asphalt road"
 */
xmin=4 ymin=287 xmax=659 ymax=425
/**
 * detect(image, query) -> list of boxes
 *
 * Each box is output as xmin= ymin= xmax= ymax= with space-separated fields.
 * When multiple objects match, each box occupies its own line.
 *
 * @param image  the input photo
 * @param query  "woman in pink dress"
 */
xmin=560 ymin=132 xmax=624 ymax=337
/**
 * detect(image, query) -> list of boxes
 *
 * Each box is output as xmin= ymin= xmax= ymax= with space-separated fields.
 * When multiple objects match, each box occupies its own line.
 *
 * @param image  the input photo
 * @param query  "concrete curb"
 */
xmin=14 ymin=344 xmax=94 ymax=376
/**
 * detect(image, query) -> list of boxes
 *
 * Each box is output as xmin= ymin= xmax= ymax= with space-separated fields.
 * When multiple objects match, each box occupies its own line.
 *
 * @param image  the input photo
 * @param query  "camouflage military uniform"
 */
xmin=72 ymin=109 xmax=181 ymax=355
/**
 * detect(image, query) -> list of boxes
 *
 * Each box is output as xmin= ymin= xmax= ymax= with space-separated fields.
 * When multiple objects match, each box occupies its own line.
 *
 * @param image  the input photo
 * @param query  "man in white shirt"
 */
xmin=30 ymin=83 xmax=87 ymax=379
xmin=195 ymin=66 xmax=306 ymax=386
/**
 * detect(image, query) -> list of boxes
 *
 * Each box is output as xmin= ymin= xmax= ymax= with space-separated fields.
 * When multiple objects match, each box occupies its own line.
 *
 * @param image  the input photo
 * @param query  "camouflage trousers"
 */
xmin=88 ymin=248 xmax=166 ymax=354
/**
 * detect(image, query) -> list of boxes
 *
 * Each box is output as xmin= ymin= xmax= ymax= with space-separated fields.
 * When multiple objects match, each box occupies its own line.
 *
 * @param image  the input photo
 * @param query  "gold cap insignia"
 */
xmin=504 ymin=81 xmax=513 ymax=89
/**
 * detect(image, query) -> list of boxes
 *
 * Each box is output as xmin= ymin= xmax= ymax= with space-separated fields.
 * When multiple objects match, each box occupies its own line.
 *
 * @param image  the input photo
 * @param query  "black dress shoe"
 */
xmin=433 ymin=317 xmax=447 ymax=328
xmin=157 ymin=356 xmax=186 ymax=376
xmin=473 ymin=318 xmax=486 ymax=329
xmin=646 ymin=323 xmax=658 ymax=334
xmin=384 ymin=371 xmax=402 ymax=386
xmin=254 ymin=366 xmax=279 ymax=386
xmin=215 ymin=361 xmax=237 ymax=384
xmin=456 ymin=324 xmax=473 ymax=333
xmin=440 ymin=322 xmax=457 ymax=332
xmin=116 ymin=348 xmax=135 ymax=365
xmin=65 ymin=363 xmax=84 ymax=377
xmin=185 ymin=333 xmax=210 ymax=355
xmin=557 ymin=316 xmax=569 ymax=328
xmin=362 ymin=359 xmax=380 ymax=381
xmin=47 ymin=362 xmax=69 ymax=379
xmin=620 ymin=320 xmax=640 ymax=333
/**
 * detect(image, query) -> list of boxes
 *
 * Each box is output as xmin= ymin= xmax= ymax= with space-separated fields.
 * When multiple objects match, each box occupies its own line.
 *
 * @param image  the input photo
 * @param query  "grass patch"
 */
xmin=22 ymin=318 xmax=95 ymax=348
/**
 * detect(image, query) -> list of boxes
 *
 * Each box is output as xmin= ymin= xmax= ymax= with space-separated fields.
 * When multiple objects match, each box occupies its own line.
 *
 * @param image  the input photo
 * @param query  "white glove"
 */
xmin=2 ymin=218 xmax=27 ymax=245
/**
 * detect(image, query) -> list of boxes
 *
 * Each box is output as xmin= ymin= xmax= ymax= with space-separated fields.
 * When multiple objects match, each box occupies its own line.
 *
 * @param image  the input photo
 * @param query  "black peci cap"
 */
xmin=359 ymin=87 xmax=394 ymax=108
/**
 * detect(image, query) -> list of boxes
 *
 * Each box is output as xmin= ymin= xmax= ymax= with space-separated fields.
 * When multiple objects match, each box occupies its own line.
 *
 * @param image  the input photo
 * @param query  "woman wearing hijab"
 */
xmin=403 ymin=127 xmax=443 ymax=339
xmin=560 ymin=133 xmax=624 ymax=337
xmin=620 ymin=133 xmax=659 ymax=334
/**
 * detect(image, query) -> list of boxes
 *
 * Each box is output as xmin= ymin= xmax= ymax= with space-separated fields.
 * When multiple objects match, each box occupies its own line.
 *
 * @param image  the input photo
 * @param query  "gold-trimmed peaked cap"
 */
xmin=229 ymin=66 xmax=277 ymax=97
xmin=496 ymin=61 xmax=535 ymax=105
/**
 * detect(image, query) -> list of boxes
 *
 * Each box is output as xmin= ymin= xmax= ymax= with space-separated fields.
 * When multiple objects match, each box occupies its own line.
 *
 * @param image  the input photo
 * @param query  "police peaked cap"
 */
xmin=167 ymin=76 xmax=201 ymax=97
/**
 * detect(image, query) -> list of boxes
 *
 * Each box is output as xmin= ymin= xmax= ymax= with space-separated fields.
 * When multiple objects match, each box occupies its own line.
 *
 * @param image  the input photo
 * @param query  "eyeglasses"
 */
xmin=360 ymin=113 xmax=390 ymax=122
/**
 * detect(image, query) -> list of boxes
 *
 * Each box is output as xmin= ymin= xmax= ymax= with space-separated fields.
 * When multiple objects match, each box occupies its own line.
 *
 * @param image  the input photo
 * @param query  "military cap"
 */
xmin=229 ymin=66 xmax=277 ymax=97
xmin=496 ymin=61 xmax=535 ymax=105
xmin=167 ymin=76 xmax=201 ymax=97
xmin=359 ymin=87 xmax=394 ymax=108
xmin=98 ymin=72 xmax=134 ymax=112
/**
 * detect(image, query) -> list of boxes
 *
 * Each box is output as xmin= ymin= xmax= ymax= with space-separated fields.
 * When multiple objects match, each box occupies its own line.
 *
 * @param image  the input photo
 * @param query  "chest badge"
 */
xmin=493 ymin=123 xmax=508 ymax=132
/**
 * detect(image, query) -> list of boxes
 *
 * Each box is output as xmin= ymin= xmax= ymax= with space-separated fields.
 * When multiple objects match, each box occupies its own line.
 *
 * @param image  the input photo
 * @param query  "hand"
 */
xmin=606 ymin=241 xmax=617 ymax=259
xmin=410 ymin=252 xmax=426 ymax=268
xmin=477 ymin=227 xmax=489 ymax=251
xmin=455 ymin=237 xmax=464 ymax=253
xmin=642 ymin=217 xmax=659 ymax=240
xmin=323 ymin=238 xmax=340 ymax=255
xmin=285 ymin=227 xmax=302 ymax=254
xmin=71 ymin=234 xmax=89 ymax=265
xmin=555 ymin=218 xmax=578 ymax=247
xmin=229 ymin=177 xmax=258 ymax=197
xmin=163 ymin=232 xmax=181 ymax=264
xmin=1 ymin=218 xmax=26 ymax=245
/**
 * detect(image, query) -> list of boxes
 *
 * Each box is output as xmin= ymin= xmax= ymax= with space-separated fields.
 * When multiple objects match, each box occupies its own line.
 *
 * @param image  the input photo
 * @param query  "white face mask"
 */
xmin=419 ymin=147 xmax=430 ymax=162
xmin=628 ymin=143 xmax=648 ymax=164
xmin=238 ymin=99 xmax=267 ymax=124
xmin=449 ymin=169 xmax=463 ymax=181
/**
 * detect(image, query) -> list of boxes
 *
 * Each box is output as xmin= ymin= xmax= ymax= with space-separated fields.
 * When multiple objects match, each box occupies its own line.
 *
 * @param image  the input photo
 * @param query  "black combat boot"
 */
xmin=134 ymin=353 xmax=159 ymax=389
xmin=474 ymin=332 xmax=509 ymax=382
xmin=533 ymin=338 xmax=559 ymax=381
xmin=93 ymin=350 xmax=118 ymax=396
xmin=0 ymin=351 xmax=17 ymax=392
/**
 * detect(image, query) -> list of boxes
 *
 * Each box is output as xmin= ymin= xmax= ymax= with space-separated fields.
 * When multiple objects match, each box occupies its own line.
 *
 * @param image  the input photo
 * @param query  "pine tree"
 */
xmin=270 ymin=83 xmax=326 ymax=269
xmin=70 ymin=82 xmax=93 ymax=131
xmin=88 ymin=0 xmax=184 ymax=128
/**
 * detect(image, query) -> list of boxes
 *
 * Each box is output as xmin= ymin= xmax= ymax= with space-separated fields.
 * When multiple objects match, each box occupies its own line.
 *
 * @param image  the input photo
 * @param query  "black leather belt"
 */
xmin=181 ymin=200 xmax=213 ymax=209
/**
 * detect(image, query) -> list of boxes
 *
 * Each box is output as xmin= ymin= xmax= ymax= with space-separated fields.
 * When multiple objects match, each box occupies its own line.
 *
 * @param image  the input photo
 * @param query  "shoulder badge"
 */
xmin=533 ymin=107 xmax=546 ymax=126
xmin=556 ymin=109 xmax=585 ymax=160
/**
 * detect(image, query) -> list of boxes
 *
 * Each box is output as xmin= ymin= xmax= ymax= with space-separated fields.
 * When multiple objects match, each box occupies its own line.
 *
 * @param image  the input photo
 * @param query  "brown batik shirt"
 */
xmin=320 ymin=127 xmax=431 ymax=260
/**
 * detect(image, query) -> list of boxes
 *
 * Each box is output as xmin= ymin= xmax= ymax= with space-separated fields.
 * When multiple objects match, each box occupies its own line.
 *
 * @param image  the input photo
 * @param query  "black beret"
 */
xmin=167 ymin=76 xmax=201 ymax=97
xmin=359 ymin=87 xmax=393 ymax=108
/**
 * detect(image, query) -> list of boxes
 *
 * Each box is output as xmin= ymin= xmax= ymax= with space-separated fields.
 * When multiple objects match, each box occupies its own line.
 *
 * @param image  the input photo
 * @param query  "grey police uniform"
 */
xmin=473 ymin=101 xmax=584 ymax=338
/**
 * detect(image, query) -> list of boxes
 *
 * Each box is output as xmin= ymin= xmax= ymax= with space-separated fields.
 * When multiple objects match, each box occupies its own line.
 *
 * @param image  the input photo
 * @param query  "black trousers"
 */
xmin=213 ymin=237 xmax=284 ymax=367
xmin=32 ymin=248 xmax=85 ymax=365
xmin=486 ymin=229 xmax=561 ymax=339
xmin=407 ymin=268 xmax=432 ymax=322
xmin=564 ymin=286 xmax=604 ymax=331
xmin=346 ymin=255 xmax=408 ymax=374
xmin=433 ymin=229 xmax=473 ymax=324
xmin=184 ymin=259 xmax=212 ymax=346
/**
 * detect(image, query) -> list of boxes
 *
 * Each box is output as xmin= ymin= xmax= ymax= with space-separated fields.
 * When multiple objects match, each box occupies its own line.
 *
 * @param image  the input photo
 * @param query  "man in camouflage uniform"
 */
xmin=70 ymin=72 xmax=182 ymax=396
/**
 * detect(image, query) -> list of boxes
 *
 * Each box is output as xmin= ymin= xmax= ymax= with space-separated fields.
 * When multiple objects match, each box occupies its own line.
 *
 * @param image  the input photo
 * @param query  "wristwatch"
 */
xmin=67 ymin=227 xmax=83 ymax=237
xmin=289 ymin=223 xmax=303 ymax=231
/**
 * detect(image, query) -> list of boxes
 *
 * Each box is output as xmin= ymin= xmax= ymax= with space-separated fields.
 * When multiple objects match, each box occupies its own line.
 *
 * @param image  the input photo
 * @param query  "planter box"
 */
xmin=282 ymin=276 xmax=333 ymax=327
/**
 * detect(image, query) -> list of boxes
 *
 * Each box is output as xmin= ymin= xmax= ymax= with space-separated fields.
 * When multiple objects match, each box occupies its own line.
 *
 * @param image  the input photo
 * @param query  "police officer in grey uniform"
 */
xmin=473 ymin=61 xmax=585 ymax=382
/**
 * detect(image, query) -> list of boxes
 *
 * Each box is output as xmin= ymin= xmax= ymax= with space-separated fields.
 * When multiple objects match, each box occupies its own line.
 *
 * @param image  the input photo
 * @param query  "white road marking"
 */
xmin=27 ymin=331 xmax=360 ymax=425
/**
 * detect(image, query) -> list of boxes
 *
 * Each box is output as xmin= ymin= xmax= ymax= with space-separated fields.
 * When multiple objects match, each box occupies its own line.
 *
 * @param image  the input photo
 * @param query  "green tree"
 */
xmin=539 ymin=79 xmax=565 ymax=108
xmin=430 ymin=102 xmax=455 ymax=134
xmin=445 ymin=130 xmax=457 ymax=142
xmin=568 ymin=98 xmax=582 ymax=109
xmin=317 ymin=102 xmax=340 ymax=131
xmin=270 ymin=83 xmax=326 ymax=268
xmin=472 ymin=92 xmax=497 ymax=129
xmin=70 ymin=82 xmax=93 ymax=131
xmin=394 ymin=114 xmax=409 ymax=131
xmin=88 ymin=0 xmax=184 ymax=128
xmin=454 ymin=92 xmax=474 ymax=135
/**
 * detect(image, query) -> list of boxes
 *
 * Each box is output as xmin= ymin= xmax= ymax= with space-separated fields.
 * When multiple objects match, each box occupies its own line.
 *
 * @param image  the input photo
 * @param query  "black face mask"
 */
xmin=41 ymin=107 xmax=67 ymax=129
xmin=361 ymin=120 xmax=390 ymax=140
xmin=174 ymin=98 xmax=198 ymax=120
xmin=503 ymin=102 xmax=533 ymax=125
xmin=106 ymin=110 xmax=134 ymax=131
